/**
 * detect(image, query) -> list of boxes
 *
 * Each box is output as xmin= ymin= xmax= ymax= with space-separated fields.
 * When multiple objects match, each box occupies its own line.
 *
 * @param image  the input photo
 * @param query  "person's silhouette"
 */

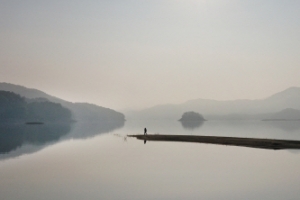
xmin=144 ymin=128 xmax=147 ymax=135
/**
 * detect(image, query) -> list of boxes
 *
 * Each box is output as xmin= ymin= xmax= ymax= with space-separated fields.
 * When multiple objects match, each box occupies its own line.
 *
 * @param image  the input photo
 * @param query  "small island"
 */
xmin=179 ymin=111 xmax=206 ymax=122
xmin=178 ymin=111 xmax=206 ymax=130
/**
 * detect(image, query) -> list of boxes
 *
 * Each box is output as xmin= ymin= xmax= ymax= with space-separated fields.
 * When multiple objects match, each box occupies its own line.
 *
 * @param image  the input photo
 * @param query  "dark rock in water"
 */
xmin=179 ymin=111 xmax=206 ymax=122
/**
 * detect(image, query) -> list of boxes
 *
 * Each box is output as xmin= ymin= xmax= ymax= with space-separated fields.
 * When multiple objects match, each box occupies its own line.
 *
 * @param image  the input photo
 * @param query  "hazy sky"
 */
xmin=1 ymin=0 xmax=300 ymax=110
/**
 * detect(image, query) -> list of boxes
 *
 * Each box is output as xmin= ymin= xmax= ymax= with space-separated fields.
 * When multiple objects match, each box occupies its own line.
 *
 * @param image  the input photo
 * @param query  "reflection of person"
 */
xmin=144 ymin=128 xmax=147 ymax=135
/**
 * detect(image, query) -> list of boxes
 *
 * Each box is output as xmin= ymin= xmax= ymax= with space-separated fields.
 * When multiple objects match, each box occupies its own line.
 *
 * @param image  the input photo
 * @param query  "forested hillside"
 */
xmin=0 ymin=91 xmax=72 ymax=123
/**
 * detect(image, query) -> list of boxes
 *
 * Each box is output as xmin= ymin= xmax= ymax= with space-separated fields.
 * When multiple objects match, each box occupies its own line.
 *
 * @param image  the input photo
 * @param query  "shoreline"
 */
xmin=128 ymin=134 xmax=300 ymax=150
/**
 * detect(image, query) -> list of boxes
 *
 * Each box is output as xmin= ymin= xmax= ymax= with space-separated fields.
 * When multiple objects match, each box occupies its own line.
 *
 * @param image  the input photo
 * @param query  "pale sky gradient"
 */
xmin=1 ymin=0 xmax=300 ymax=110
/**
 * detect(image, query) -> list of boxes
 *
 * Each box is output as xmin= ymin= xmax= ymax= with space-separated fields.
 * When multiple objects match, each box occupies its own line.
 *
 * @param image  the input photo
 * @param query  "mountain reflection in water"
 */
xmin=0 ymin=123 xmax=71 ymax=154
xmin=264 ymin=121 xmax=300 ymax=132
xmin=0 ymin=120 xmax=124 ymax=159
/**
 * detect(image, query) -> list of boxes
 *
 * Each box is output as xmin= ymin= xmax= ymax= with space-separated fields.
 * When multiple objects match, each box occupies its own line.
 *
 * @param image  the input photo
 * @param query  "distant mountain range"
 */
xmin=0 ymin=83 xmax=125 ymax=122
xmin=126 ymin=87 xmax=300 ymax=120
xmin=2 ymin=83 xmax=299 ymax=121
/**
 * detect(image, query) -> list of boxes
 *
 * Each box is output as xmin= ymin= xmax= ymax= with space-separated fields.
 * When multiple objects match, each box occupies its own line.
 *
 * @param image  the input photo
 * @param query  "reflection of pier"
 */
xmin=128 ymin=134 xmax=300 ymax=150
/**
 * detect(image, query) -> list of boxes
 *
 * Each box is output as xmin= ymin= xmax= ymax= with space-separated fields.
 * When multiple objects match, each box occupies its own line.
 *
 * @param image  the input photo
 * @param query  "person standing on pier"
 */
xmin=144 ymin=128 xmax=147 ymax=135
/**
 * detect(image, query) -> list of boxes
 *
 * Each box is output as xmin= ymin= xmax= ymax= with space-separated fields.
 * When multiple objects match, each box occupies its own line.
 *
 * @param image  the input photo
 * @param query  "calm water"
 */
xmin=1 ymin=120 xmax=300 ymax=200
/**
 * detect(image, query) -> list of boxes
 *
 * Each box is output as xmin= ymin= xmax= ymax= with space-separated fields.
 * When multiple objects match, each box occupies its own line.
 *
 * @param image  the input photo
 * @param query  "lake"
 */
xmin=1 ymin=120 xmax=300 ymax=200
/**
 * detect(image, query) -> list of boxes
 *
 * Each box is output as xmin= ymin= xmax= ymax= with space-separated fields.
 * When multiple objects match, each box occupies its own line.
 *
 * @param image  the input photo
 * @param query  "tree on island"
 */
xmin=178 ymin=111 xmax=206 ymax=130
xmin=179 ymin=111 xmax=206 ymax=121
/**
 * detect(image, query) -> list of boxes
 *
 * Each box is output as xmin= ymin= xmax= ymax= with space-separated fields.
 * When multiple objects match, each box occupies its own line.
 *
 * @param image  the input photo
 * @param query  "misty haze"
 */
xmin=1 ymin=1 xmax=300 ymax=200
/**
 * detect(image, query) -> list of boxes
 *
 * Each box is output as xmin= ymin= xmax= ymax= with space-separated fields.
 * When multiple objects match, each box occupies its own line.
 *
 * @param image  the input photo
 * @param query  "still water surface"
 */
xmin=0 ymin=120 xmax=300 ymax=200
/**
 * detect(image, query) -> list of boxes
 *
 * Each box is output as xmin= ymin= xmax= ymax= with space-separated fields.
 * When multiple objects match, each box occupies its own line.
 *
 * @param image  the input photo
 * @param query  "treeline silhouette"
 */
xmin=0 ymin=83 xmax=126 ymax=122
xmin=0 ymin=91 xmax=72 ymax=122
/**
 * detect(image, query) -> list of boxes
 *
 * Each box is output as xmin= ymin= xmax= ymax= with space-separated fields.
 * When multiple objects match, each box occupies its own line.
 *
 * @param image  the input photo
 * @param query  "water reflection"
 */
xmin=0 ymin=120 xmax=124 ymax=159
xmin=0 ymin=123 xmax=71 ymax=154
xmin=67 ymin=121 xmax=125 ymax=140
xmin=263 ymin=121 xmax=300 ymax=132
xmin=179 ymin=120 xmax=204 ymax=130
